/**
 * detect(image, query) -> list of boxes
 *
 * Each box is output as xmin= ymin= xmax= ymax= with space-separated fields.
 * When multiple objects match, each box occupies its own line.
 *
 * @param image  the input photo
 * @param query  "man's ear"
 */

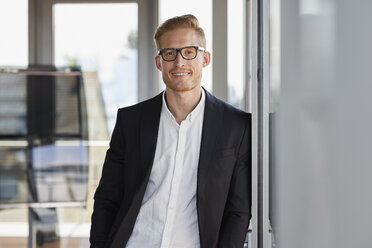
xmin=155 ymin=56 xmax=162 ymax=71
xmin=202 ymin=51 xmax=211 ymax=67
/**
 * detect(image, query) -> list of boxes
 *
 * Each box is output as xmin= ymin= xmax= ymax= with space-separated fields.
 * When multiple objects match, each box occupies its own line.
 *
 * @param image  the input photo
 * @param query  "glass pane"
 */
xmin=0 ymin=74 xmax=27 ymax=135
xmin=53 ymin=4 xmax=139 ymax=234
xmin=269 ymin=1 xmax=280 ymax=246
xmin=54 ymin=3 xmax=138 ymax=138
xmin=55 ymin=75 xmax=81 ymax=135
xmin=0 ymin=146 xmax=28 ymax=203
xmin=0 ymin=69 xmax=89 ymax=205
xmin=270 ymin=0 xmax=281 ymax=114
xmin=0 ymin=0 xmax=28 ymax=67
xmin=228 ymin=0 xmax=245 ymax=109
xmin=159 ymin=0 xmax=213 ymax=92
xmin=32 ymin=142 xmax=89 ymax=202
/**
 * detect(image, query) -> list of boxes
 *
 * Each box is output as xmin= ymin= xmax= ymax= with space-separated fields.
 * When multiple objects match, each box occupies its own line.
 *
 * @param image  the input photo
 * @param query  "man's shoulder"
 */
xmin=205 ymin=90 xmax=250 ymax=121
xmin=117 ymin=92 xmax=163 ymax=116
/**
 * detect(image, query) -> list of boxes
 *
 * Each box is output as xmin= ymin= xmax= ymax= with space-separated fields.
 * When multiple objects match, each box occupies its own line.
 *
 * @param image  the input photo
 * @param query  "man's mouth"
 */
xmin=172 ymin=72 xmax=190 ymax=76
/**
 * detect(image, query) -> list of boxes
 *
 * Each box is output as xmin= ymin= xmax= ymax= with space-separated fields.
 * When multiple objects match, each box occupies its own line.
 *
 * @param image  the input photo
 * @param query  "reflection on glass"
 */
xmin=0 ymin=74 xmax=27 ymax=135
xmin=0 ymin=147 xmax=27 ymax=203
xmin=0 ymin=144 xmax=89 ymax=204
xmin=269 ymin=0 xmax=280 ymax=246
xmin=54 ymin=3 xmax=138 ymax=137
xmin=269 ymin=0 xmax=281 ymax=113
xmin=0 ymin=68 xmax=89 ymax=205
xmin=0 ymin=71 xmax=88 ymax=137
xmin=32 ymin=143 xmax=89 ymax=202
xmin=55 ymin=76 xmax=81 ymax=135
xmin=0 ymin=0 xmax=28 ymax=66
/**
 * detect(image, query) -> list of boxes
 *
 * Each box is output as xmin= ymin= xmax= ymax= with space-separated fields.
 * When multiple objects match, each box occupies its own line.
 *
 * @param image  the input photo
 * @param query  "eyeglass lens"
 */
xmin=161 ymin=47 xmax=197 ymax=61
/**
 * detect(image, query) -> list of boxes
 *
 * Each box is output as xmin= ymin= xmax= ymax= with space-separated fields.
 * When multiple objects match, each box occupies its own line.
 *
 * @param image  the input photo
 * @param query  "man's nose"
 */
xmin=174 ymin=51 xmax=186 ymax=66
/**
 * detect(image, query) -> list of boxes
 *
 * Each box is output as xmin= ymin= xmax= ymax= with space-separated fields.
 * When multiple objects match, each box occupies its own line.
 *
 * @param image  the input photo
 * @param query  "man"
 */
xmin=90 ymin=14 xmax=251 ymax=248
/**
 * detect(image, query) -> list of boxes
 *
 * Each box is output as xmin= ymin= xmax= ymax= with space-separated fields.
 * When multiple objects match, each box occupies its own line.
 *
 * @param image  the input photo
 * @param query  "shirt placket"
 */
xmin=160 ymin=121 xmax=188 ymax=248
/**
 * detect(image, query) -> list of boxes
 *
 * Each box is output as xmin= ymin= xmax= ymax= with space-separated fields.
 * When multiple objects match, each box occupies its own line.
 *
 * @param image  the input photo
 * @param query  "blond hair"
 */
xmin=154 ymin=14 xmax=206 ymax=50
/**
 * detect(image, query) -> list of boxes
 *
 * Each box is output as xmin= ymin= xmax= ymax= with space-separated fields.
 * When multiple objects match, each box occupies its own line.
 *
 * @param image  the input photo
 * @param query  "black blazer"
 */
xmin=90 ymin=89 xmax=251 ymax=248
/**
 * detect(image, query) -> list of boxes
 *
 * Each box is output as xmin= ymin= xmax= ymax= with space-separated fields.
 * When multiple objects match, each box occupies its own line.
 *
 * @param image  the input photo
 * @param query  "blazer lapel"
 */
xmin=197 ymin=90 xmax=224 ymax=200
xmin=110 ymin=93 xmax=162 ymax=248
xmin=196 ymin=89 xmax=225 ymax=248
xmin=139 ymin=93 xmax=162 ymax=178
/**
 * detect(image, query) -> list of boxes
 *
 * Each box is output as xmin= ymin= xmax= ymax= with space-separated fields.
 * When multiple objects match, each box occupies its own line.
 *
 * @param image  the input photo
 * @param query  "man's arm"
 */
xmin=90 ymin=109 xmax=126 ymax=248
xmin=218 ymin=114 xmax=252 ymax=248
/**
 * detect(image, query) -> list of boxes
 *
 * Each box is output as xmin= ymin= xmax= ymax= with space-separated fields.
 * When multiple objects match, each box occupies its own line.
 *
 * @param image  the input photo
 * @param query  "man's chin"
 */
xmin=165 ymin=84 xmax=200 ymax=93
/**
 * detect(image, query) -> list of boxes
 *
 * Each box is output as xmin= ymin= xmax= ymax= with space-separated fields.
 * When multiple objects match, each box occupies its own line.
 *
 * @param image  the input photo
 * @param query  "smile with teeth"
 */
xmin=172 ymin=72 xmax=190 ymax=76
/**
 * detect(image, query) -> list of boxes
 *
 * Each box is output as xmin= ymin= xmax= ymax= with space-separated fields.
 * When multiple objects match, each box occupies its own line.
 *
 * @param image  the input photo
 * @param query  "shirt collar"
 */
xmin=162 ymin=87 xmax=205 ymax=124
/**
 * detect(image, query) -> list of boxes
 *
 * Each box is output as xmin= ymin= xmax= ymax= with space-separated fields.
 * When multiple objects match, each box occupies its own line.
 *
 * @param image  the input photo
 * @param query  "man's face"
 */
xmin=155 ymin=28 xmax=211 ymax=93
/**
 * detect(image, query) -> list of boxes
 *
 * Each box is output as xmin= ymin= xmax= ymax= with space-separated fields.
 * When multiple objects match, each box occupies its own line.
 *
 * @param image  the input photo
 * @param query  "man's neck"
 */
xmin=165 ymin=87 xmax=202 ymax=124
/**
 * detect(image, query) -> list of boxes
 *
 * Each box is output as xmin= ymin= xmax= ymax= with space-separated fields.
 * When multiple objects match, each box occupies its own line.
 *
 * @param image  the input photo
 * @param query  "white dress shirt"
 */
xmin=126 ymin=89 xmax=205 ymax=248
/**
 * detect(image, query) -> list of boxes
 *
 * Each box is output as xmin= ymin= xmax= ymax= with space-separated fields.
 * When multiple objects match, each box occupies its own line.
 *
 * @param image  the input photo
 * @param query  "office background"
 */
xmin=1 ymin=0 xmax=372 ymax=247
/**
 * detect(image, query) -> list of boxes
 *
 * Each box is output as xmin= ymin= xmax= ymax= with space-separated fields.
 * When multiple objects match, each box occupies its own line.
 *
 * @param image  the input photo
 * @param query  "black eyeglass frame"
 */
xmin=157 ymin=46 xmax=206 ymax=62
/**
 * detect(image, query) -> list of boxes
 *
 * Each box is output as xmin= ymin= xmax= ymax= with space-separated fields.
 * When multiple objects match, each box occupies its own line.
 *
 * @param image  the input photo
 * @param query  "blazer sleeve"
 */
xmin=218 ymin=113 xmax=252 ymax=248
xmin=90 ymin=109 xmax=126 ymax=248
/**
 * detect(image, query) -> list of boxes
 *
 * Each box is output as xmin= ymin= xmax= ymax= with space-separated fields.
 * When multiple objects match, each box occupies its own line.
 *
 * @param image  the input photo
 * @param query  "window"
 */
xmin=0 ymin=0 xmax=28 ymax=67
xmin=54 ymin=3 xmax=138 ymax=137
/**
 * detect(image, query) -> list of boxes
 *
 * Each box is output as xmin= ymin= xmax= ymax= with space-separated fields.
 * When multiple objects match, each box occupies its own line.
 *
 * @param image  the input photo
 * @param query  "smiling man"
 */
xmin=90 ymin=15 xmax=252 ymax=248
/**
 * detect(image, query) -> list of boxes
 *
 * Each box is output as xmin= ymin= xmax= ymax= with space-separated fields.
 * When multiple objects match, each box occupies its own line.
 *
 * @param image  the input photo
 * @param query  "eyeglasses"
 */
xmin=157 ymin=46 xmax=206 ymax=62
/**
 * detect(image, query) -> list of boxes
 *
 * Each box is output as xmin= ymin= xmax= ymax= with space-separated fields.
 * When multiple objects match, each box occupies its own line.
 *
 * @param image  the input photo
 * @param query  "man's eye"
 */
xmin=164 ymin=50 xmax=175 ymax=56
xmin=183 ymin=49 xmax=195 ymax=55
